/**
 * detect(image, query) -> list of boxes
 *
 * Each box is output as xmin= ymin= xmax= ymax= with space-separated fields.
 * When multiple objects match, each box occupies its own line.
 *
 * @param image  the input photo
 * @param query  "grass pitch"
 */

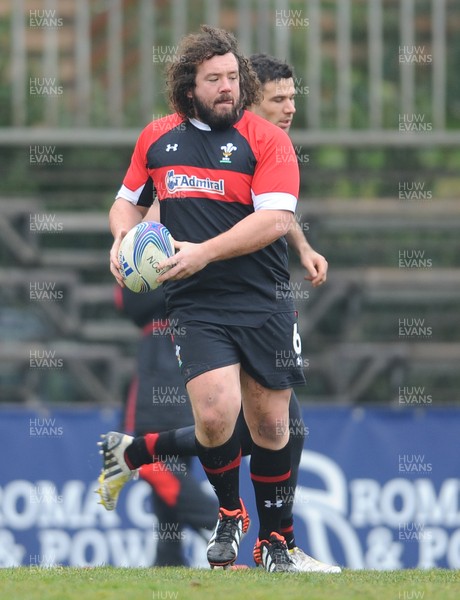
xmin=1 ymin=567 xmax=459 ymax=600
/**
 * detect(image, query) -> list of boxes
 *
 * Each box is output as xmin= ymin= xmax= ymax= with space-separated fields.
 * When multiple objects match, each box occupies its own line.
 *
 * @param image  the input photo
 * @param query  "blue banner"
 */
xmin=0 ymin=407 xmax=458 ymax=569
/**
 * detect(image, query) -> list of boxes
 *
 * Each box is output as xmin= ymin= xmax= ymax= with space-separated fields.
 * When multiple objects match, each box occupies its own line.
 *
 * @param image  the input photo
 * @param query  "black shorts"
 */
xmin=171 ymin=312 xmax=306 ymax=390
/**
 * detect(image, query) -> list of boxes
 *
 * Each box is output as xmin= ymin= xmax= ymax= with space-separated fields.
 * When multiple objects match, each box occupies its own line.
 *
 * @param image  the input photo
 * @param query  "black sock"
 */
xmin=278 ymin=428 xmax=304 ymax=550
xmin=281 ymin=519 xmax=296 ymax=550
xmin=124 ymin=426 xmax=197 ymax=469
xmin=279 ymin=390 xmax=307 ymax=549
xmin=280 ymin=449 xmax=301 ymax=549
xmin=124 ymin=435 xmax=154 ymax=469
xmin=250 ymin=440 xmax=292 ymax=541
xmin=154 ymin=426 xmax=197 ymax=458
xmin=169 ymin=426 xmax=197 ymax=456
xmin=195 ymin=432 xmax=241 ymax=511
xmin=235 ymin=409 xmax=253 ymax=456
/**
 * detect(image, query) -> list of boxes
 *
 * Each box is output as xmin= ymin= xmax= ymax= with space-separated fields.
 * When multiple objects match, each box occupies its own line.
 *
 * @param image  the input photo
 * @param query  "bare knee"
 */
xmin=188 ymin=372 xmax=241 ymax=447
xmin=195 ymin=405 xmax=231 ymax=445
xmin=241 ymin=374 xmax=291 ymax=449
xmin=254 ymin=413 xmax=289 ymax=446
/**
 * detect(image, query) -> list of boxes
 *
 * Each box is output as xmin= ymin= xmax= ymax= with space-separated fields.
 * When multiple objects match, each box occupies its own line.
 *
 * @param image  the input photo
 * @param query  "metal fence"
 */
xmin=2 ymin=0 xmax=459 ymax=145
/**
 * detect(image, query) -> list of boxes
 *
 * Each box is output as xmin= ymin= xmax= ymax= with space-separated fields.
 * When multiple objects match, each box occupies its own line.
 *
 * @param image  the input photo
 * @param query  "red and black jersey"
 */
xmin=117 ymin=110 xmax=299 ymax=326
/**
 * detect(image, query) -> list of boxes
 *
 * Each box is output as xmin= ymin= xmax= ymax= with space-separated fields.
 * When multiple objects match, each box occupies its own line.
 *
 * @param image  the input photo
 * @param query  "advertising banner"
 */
xmin=0 ymin=407 xmax=457 ymax=569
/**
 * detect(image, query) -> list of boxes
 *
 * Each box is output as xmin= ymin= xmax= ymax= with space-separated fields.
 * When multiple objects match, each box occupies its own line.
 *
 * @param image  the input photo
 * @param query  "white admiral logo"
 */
xmin=165 ymin=169 xmax=225 ymax=195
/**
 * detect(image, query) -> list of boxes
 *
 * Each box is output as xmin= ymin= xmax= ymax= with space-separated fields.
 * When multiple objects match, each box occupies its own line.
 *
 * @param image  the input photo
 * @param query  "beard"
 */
xmin=192 ymin=93 xmax=240 ymax=130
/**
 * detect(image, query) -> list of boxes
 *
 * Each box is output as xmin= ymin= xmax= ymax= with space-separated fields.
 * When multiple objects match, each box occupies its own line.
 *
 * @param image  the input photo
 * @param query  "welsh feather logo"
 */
xmin=220 ymin=143 xmax=237 ymax=164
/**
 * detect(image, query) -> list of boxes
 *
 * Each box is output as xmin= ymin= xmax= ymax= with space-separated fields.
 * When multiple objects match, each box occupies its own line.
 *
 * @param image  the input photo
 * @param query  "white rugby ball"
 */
xmin=118 ymin=221 xmax=175 ymax=293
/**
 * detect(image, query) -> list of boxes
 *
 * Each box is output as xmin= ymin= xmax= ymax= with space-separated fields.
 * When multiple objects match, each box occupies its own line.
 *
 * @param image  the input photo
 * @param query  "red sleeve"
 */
xmin=238 ymin=113 xmax=299 ymax=212
xmin=117 ymin=124 xmax=152 ymax=204
xmin=117 ymin=114 xmax=184 ymax=205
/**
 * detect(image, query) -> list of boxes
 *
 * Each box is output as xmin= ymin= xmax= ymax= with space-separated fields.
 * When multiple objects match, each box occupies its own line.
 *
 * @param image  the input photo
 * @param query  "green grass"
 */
xmin=1 ymin=567 xmax=460 ymax=600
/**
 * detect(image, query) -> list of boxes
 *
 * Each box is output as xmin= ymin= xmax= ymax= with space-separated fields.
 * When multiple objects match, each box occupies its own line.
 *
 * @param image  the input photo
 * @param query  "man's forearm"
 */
xmin=284 ymin=219 xmax=329 ymax=286
xmin=203 ymin=209 xmax=294 ymax=263
xmin=285 ymin=220 xmax=311 ymax=256
xmin=109 ymin=197 xmax=148 ymax=238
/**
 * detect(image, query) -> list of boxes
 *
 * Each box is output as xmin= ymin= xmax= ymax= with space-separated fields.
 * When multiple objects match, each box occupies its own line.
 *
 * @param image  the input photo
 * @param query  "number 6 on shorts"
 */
xmin=292 ymin=322 xmax=302 ymax=355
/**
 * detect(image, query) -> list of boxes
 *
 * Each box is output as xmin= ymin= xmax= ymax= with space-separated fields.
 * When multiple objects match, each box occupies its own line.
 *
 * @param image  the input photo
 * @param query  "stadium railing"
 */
xmin=1 ymin=0 xmax=458 ymax=147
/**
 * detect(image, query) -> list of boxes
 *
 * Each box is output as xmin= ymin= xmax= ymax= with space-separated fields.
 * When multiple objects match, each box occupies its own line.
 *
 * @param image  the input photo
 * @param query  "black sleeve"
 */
xmin=137 ymin=176 xmax=155 ymax=207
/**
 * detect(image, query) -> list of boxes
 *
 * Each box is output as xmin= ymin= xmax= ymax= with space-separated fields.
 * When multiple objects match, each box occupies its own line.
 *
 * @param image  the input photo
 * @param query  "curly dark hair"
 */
xmin=166 ymin=25 xmax=261 ymax=117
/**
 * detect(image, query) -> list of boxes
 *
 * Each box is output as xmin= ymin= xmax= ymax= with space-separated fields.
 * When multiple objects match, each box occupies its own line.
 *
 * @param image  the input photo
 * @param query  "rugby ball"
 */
xmin=118 ymin=221 xmax=175 ymax=292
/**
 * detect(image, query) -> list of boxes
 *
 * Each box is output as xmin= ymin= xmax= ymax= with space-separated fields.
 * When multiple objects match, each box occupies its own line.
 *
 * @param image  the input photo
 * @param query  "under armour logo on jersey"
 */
xmin=166 ymin=144 xmax=178 ymax=152
xmin=220 ymin=142 xmax=237 ymax=164
xmin=264 ymin=499 xmax=283 ymax=508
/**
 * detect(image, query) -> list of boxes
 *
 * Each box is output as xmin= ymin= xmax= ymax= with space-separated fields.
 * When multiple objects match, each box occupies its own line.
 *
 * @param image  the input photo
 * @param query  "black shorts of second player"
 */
xmin=172 ymin=312 xmax=306 ymax=390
